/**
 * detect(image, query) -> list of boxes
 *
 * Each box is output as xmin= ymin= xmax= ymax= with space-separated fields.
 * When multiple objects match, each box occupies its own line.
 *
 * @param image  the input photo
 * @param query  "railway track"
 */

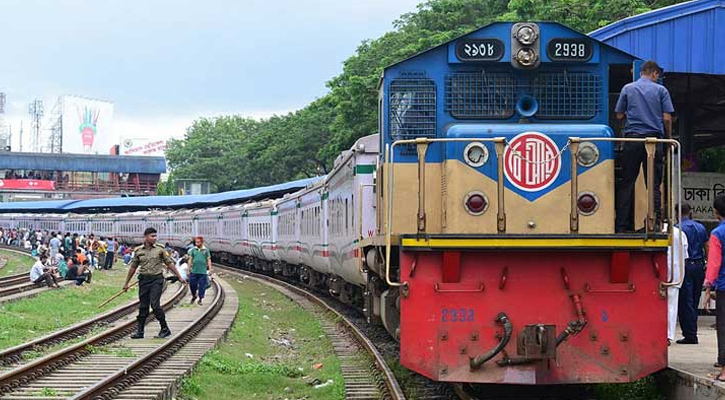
xmin=215 ymin=263 xmax=407 ymax=400
xmin=0 ymin=281 xmax=176 ymax=368
xmin=0 ymin=279 xmax=227 ymax=399
xmin=0 ymin=273 xmax=39 ymax=300
xmin=0 ymin=248 xmax=48 ymax=301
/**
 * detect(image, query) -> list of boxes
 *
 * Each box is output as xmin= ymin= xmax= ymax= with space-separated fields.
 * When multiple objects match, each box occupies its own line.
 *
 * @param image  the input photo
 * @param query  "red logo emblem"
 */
xmin=504 ymin=132 xmax=561 ymax=192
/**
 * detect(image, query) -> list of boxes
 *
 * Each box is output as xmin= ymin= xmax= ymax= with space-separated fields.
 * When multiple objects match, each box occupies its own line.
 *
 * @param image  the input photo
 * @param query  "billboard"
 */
xmin=61 ymin=95 xmax=115 ymax=154
xmin=119 ymin=137 xmax=166 ymax=157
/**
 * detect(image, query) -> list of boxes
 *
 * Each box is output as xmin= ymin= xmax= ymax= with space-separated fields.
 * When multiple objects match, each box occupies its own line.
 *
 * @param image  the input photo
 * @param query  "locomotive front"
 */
xmin=374 ymin=22 xmax=676 ymax=384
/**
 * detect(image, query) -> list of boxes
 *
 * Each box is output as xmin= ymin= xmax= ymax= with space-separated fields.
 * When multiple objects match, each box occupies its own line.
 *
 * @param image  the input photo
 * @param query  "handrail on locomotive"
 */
xmin=383 ymin=136 xmax=683 ymax=294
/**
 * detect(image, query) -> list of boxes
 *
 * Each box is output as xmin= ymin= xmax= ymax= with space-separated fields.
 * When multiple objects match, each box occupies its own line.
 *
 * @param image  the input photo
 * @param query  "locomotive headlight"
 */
xmin=515 ymin=25 xmax=537 ymax=45
xmin=515 ymin=48 xmax=538 ymax=67
xmin=463 ymin=142 xmax=489 ymax=167
xmin=576 ymin=142 xmax=599 ymax=167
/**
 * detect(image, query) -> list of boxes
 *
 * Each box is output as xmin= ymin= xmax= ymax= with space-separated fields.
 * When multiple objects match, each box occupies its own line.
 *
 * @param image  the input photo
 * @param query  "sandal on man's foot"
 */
xmin=716 ymin=374 xmax=725 ymax=382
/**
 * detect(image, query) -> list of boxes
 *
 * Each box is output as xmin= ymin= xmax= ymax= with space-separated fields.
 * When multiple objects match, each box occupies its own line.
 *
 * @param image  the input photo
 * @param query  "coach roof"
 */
xmin=0 ymin=176 xmax=324 ymax=214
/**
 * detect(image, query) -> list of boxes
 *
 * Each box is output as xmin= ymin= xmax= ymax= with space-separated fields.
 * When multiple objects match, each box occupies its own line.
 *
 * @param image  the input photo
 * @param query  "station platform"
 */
xmin=665 ymin=315 xmax=725 ymax=399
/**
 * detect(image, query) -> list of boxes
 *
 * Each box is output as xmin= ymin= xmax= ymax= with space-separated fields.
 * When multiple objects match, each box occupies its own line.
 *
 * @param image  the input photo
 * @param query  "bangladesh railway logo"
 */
xmin=504 ymin=132 xmax=561 ymax=192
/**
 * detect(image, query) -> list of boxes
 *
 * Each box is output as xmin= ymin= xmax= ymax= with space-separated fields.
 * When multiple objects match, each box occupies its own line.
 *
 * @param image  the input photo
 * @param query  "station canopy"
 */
xmin=0 ymin=152 xmax=166 ymax=174
xmin=591 ymin=0 xmax=725 ymax=150
xmin=590 ymin=0 xmax=725 ymax=76
xmin=0 ymin=176 xmax=323 ymax=214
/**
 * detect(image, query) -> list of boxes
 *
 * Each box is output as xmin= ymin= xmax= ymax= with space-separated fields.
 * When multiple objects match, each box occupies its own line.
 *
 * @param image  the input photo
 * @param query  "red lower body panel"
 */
xmin=399 ymin=250 xmax=667 ymax=384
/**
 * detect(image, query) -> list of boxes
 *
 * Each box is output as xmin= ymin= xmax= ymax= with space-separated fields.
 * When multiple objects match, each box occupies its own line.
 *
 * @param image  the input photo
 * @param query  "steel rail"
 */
xmin=0 ymin=273 xmax=27 ymax=286
xmin=0 ymin=290 xmax=145 ymax=366
xmin=0 ymin=282 xmax=186 ymax=395
xmin=0 ymin=281 xmax=43 ymax=298
xmin=70 ymin=278 xmax=225 ymax=400
xmin=215 ymin=263 xmax=407 ymax=400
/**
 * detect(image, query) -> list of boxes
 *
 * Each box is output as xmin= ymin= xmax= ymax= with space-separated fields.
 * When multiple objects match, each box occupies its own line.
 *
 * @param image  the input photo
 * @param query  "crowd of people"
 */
xmin=17 ymin=230 xmax=125 ymax=287
xmin=3 ymin=227 xmax=212 ymax=310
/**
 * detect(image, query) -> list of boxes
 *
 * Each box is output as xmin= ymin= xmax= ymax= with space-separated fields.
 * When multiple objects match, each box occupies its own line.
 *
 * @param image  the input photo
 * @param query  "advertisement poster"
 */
xmin=61 ymin=95 xmax=115 ymax=154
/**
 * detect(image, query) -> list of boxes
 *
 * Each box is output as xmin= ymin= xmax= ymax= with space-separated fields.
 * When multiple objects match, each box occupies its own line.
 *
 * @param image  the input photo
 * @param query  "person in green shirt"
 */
xmin=63 ymin=233 xmax=72 ymax=256
xmin=188 ymin=236 xmax=212 ymax=306
xmin=58 ymin=256 xmax=69 ymax=279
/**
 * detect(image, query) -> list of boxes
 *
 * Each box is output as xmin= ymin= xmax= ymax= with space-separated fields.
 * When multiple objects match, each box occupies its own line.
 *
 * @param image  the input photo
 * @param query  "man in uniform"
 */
xmin=614 ymin=60 xmax=675 ymax=232
xmin=677 ymin=203 xmax=709 ymax=344
xmin=123 ymin=227 xmax=186 ymax=339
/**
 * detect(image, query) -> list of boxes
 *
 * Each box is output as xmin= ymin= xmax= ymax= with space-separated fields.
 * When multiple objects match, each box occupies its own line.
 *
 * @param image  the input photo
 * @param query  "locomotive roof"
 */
xmin=378 ymin=21 xmax=639 ymax=86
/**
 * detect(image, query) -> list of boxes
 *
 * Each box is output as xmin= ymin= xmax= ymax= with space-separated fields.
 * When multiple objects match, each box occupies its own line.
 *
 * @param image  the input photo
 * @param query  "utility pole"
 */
xmin=47 ymin=97 xmax=63 ymax=153
xmin=0 ymin=93 xmax=10 ymax=151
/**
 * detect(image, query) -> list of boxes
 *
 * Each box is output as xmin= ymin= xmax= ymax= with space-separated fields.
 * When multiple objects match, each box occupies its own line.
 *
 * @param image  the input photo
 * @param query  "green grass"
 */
xmin=0 ymin=254 xmax=137 ymax=352
xmin=595 ymin=376 xmax=665 ymax=400
xmin=0 ymin=249 xmax=35 ymax=277
xmin=178 ymin=277 xmax=345 ymax=400
xmin=39 ymin=387 xmax=57 ymax=396
xmin=87 ymin=344 xmax=136 ymax=357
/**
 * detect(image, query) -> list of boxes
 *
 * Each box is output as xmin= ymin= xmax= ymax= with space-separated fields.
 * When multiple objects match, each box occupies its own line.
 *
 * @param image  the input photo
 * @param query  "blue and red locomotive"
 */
xmin=374 ymin=21 xmax=676 ymax=384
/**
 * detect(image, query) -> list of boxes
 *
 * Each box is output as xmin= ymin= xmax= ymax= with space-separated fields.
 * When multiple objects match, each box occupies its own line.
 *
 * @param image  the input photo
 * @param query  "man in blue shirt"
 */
xmin=676 ymin=203 xmax=709 ymax=344
xmin=614 ymin=61 xmax=675 ymax=232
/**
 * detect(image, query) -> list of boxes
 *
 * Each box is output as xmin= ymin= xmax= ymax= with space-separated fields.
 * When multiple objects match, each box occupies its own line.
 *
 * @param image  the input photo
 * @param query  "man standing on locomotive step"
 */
xmin=614 ymin=60 xmax=674 ymax=233
xmin=123 ymin=227 xmax=186 ymax=339
xmin=676 ymin=203 xmax=709 ymax=344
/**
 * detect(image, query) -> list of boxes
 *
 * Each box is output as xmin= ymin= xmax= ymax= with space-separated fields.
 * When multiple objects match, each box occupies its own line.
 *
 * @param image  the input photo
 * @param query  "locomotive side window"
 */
xmin=389 ymin=77 xmax=436 ymax=142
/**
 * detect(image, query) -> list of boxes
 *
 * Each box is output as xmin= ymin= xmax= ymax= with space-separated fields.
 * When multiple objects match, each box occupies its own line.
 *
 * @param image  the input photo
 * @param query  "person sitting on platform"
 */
xmin=65 ymin=259 xmax=92 ymax=286
xmin=75 ymin=249 xmax=87 ymax=266
xmin=29 ymin=255 xmax=60 ymax=288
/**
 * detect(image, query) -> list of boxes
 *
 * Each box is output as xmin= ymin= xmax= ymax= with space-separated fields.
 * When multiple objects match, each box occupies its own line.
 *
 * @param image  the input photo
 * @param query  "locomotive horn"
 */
xmin=516 ymin=95 xmax=539 ymax=118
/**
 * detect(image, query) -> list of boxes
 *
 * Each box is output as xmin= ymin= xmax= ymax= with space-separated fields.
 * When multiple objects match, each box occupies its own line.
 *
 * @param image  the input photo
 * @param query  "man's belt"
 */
xmin=686 ymin=258 xmax=705 ymax=264
xmin=138 ymin=273 xmax=164 ymax=280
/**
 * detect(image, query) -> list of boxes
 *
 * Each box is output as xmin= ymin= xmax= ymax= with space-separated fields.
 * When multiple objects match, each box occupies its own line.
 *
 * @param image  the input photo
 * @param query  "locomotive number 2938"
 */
xmin=441 ymin=308 xmax=475 ymax=322
xmin=546 ymin=38 xmax=593 ymax=62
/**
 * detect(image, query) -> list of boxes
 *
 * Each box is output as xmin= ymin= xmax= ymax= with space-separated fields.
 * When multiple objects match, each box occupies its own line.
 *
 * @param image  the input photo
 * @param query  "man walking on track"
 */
xmin=188 ymin=236 xmax=213 ymax=306
xmin=123 ymin=227 xmax=186 ymax=339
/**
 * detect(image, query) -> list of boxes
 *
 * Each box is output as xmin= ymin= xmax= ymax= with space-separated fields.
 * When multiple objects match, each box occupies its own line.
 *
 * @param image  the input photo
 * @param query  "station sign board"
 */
xmin=0 ymin=179 xmax=55 ymax=191
xmin=119 ymin=138 xmax=166 ymax=157
xmin=681 ymin=172 xmax=725 ymax=222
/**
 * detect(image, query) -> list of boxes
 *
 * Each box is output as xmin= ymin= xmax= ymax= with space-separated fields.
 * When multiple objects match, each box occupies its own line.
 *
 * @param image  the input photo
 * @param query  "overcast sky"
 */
xmin=0 ymin=0 xmax=420 ymax=152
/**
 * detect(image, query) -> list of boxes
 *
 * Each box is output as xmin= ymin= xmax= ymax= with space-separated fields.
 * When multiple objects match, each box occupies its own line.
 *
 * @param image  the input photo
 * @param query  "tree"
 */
xmin=166 ymin=116 xmax=260 ymax=192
